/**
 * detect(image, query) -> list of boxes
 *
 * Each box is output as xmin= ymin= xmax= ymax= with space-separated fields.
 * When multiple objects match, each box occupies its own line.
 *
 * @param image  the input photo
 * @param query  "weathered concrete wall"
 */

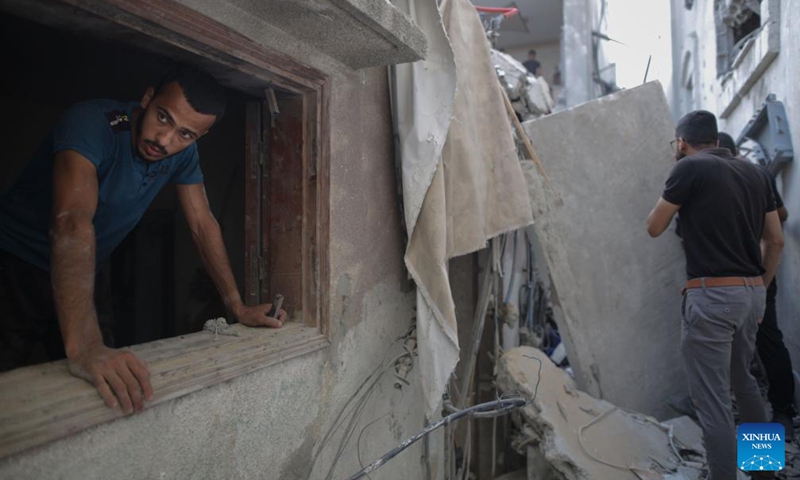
xmin=521 ymin=82 xmax=688 ymax=420
xmin=670 ymin=0 xmax=800 ymax=374
xmin=561 ymin=0 xmax=610 ymax=107
xmin=0 ymin=3 xmax=432 ymax=480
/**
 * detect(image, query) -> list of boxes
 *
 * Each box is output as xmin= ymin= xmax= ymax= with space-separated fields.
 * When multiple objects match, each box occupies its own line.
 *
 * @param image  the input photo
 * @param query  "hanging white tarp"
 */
xmin=395 ymin=0 xmax=533 ymax=416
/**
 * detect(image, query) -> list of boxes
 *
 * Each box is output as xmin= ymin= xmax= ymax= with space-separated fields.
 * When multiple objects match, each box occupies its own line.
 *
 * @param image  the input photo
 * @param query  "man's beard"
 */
xmin=135 ymin=113 xmax=166 ymax=158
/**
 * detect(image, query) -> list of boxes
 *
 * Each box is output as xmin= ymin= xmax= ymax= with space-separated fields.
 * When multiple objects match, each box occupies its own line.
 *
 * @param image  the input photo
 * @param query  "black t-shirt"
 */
xmin=764 ymin=165 xmax=785 ymax=210
xmin=663 ymin=148 xmax=776 ymax=279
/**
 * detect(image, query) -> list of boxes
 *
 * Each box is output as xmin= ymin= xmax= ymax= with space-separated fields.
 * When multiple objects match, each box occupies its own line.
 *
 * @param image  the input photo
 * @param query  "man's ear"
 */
xmin=141 ymin=86 xmax=155 ymax=109
xmin=678 ymin=138 xmax=691 ymax=156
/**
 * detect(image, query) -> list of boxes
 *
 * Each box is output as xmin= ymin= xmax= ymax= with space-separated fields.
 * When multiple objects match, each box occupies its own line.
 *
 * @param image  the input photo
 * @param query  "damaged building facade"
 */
xmin=0 ymin=0 xmax=438 ymax=479
xmin=2 ymin=0 xmax=788 ymax=479
xmin=670 ymin=0 xmax=800 ymax=372
xmin=475 ymin=0 xmax=619 ymax=112
xmin=0 ymin=0 xmax=539 ymax=478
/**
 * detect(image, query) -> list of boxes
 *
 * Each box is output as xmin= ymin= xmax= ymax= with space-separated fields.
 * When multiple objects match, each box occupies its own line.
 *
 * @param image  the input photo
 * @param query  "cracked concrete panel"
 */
xmin=498 ymin=348 xmax=704 ymax=480
xmin=521 ymin=82 xmax=688 ymax=419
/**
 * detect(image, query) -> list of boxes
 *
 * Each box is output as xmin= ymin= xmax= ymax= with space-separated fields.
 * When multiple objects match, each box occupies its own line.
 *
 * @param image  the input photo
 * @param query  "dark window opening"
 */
xmin=733 ymin=9 xmax=761 ymax=44
xmin=0 ymin=11 xmax=261 ymax=349
xmin=715 ymin=0 xmax=762 ymax=77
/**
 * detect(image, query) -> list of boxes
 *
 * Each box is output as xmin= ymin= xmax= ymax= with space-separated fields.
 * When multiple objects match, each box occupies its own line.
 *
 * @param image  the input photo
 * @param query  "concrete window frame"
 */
xmin=0 ymin=0 xmax=331 ymax=459
xmin=718 ymin=0 xmax=780 ymax=118
xmin=679 ymin=32 xmax=701 ymax=115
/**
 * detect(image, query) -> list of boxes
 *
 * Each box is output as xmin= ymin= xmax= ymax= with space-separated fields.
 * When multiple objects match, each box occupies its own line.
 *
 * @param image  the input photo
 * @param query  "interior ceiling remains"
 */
xmin=470 ymin=0 xmax=563 ymax=49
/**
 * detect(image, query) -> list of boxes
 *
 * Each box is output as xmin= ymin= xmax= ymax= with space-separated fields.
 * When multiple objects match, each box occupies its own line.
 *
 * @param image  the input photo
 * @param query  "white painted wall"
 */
xmin=670 ymin=0 xmax=800 ymax=370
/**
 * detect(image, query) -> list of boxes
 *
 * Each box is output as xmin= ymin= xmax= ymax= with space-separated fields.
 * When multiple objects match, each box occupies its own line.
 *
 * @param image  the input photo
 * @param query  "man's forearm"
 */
xmin=761 ymin=240 xmax=783 ymax=287
xmin=51 ymin=217 xmax=102 ymax=358
xmin=192 ymin=217 xmax=244 ymax=314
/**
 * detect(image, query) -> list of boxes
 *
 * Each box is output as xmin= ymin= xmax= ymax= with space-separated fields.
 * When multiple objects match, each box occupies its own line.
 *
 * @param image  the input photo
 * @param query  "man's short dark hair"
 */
xmin=528 ymin=49 xmax=537 ymax=56
xmin=675 ymin=110 xmax=718 ymax=147
xmin=155 ymin=66 xmax=227 ymax=125
xmin=717 ymin=132 xmax=738 ymax=156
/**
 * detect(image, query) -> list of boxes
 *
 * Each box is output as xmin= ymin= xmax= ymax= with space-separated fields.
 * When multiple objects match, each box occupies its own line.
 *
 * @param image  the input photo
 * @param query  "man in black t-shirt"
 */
xmin=718 ymin=132 xmax=795 ymax=440
xmin=647 ymin=111 xmax=784 ymax=480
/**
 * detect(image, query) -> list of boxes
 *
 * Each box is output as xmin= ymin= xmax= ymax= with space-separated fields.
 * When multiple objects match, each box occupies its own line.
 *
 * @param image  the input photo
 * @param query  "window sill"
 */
xmin=0 ymin=322 xmax=328 ymax=459
xmin=718 ymin=14 xmax=780 ymax=118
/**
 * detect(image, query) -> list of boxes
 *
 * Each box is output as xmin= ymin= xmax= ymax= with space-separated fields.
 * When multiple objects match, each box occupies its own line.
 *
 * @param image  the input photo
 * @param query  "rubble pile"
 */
xmin=497 ymin=347 xmax=706 ymax=480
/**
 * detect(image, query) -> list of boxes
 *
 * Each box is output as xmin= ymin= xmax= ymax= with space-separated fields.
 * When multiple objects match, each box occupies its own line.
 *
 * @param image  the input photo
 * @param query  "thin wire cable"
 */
xmin=310 ymin=326 xmax=414 ymax=478
xmin=356 ymin=413 xmax=390 ymax=480
xmin=343 ymin=398 xmax=528 ymax=480
xmin=349 ymin=351 xmax=543 ymax=480
xmin=459 ymin=417 xmax=472 ymax=480
xmin=491 ymin=414 xmax=498 ymax=478
xmin=324 ymin=353 xmax=413 ymax=480
xmin=577 ymin=407 xmax=668 ymax=476
xmin=325 ymin=328 xmax=417 ymax=479
xmin=520 ymin=354 xmax=543 ymax=405
xmin=312 ymin=350 xmax=400 ymax=465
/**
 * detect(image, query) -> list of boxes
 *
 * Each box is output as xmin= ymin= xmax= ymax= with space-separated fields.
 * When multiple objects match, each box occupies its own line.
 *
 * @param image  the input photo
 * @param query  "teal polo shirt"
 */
xmin=0 ymin=99 xmax=204 ymax=271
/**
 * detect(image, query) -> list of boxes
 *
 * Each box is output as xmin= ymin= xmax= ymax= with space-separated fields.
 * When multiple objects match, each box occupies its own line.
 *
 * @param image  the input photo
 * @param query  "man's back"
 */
xmin=648 ymin=110 xmax=782 ymax=480
xmin=663 ymin=148 xmax=775 ymax=279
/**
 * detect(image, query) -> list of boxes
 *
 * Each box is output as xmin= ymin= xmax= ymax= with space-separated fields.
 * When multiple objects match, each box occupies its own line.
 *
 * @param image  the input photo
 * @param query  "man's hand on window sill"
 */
xmin=68 ymin=343 xmax=153 ymax=415
xmin=234 ymin=303 xmax=287 ymax=328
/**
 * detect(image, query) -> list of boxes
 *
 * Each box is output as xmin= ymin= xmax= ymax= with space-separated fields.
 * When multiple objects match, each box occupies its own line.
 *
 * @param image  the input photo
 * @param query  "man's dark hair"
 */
xmin=717 ymin=132 xmax=738 ymax=156
xmin=528 ymin=49 xmax=537 ymax=56
xmin=155 ymin=66 xmax=227 ymax=125
xmin=675 ymin=110 xmax=718 ymax=147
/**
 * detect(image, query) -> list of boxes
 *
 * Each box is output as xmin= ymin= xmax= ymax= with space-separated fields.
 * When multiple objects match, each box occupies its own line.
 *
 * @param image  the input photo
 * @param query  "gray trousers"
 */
xmin=682 ymin=284 xmax=768 ymax=480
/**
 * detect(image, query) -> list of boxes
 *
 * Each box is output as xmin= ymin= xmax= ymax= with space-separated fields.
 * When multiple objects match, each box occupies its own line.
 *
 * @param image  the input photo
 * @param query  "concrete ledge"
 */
xmin=331 ymin=0 xmax=428 ymax=66
xmin=0 ymin=323 xmax=328 ymax=459
xmin=204 ymin=0 xmax=428 ymax=69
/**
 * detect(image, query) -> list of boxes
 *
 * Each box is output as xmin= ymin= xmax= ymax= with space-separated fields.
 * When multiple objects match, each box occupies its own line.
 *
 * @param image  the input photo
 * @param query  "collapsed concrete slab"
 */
xmin=520 ymin=82 xmax=688 ymax=419
xmin=498 ymin=347 xmax=704 ymax=480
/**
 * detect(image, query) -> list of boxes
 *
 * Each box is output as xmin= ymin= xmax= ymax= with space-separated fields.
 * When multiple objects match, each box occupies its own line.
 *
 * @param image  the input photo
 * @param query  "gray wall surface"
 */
xmin=561 ymin=0 xmax=610 ymax=108
xmin=670 ymin=0 xmax=800 ymax=375
xmin=521 ymin=82 xmax=688 ymax=420
xmin=0 ymin=2 xmax=433 ymax=479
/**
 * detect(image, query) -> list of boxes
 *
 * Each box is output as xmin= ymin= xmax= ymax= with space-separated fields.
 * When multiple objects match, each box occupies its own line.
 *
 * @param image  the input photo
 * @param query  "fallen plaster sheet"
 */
xmin=521 ymin=82 xmax=687 ymax=419
xmin=396 ymin=0 xmax=533 ymax=416
xmin=498 ymin=347 xmax=705 ymax=480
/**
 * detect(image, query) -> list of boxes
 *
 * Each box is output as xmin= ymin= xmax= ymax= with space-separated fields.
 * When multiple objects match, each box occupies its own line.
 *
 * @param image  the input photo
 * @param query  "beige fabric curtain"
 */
xmin=396 ymin=0 xmax=533 ymax=416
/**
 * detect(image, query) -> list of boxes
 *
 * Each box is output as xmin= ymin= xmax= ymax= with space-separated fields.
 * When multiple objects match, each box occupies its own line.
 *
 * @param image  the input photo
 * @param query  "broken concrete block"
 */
xmin=520 ymin=82 xmax=688 ymax=419
xmin=663 ymin=416 xmax=705 ymax=456
xmin=497 ymin=347 xmax=704 ymax=480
